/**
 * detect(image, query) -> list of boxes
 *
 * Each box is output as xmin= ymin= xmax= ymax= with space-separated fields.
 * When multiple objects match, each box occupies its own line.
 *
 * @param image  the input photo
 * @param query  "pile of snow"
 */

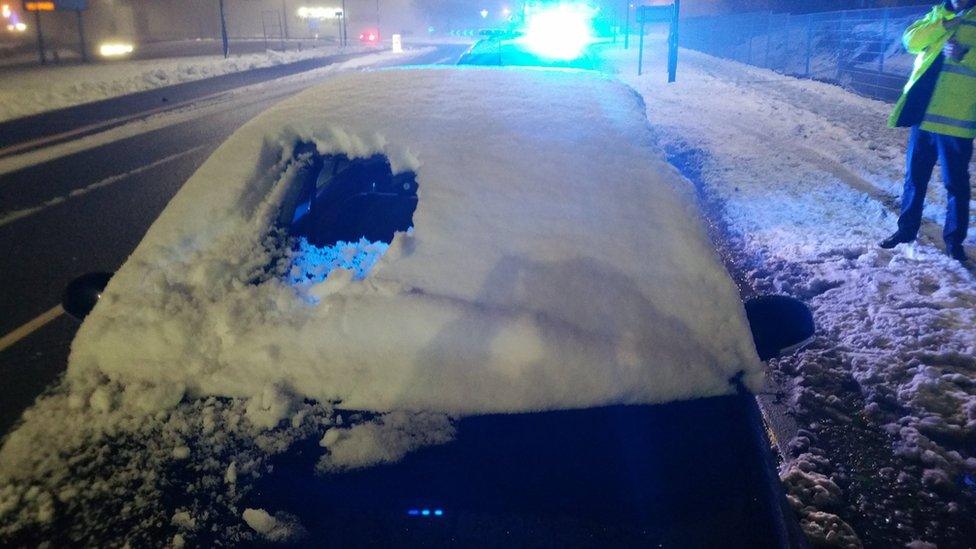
xmin=0 ymin=44 xmax=369 ymax=122
xmin=242 ymin=508 xmax=306 ymax=542
xmin=318 ymin=410 xmax=456 ymax=471
xmin=604 ymin=42 xmax=975 ymax=547
xmin=66 ymin=66 xmax=762 ymax=416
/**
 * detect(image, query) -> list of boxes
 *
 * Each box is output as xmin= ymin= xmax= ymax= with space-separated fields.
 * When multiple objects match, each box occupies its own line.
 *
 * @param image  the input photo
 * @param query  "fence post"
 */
xmin=836 ymin=10 xmax=846 ymax=80
xmin=764 ymin=11 xmax=772 ymax=68
xmin=746 ymin=17 xmax=753 ymax=64
xmin=879 ymin=7 xmax=889 ymax=74
xmin=805 ymin=14 xmax=812 ymax=77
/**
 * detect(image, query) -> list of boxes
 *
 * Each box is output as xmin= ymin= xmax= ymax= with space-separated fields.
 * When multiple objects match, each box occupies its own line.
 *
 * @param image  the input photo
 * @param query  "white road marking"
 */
xmin=0 ymin=305 xmax=64 ymax=353
xmin=0 ymin=145 xmax=207 ymax=228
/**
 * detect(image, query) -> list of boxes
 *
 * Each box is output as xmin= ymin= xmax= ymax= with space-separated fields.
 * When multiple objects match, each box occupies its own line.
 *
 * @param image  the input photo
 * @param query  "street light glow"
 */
xmin=480 ymin=9 xmax=488 ymax=18
xmin=1 ymin=4 xmax=11 ymax=19
xmin=297 ymin=6 xmax=342 ymax=19
xmin=99 ymin=42 xmax=134 ymax=57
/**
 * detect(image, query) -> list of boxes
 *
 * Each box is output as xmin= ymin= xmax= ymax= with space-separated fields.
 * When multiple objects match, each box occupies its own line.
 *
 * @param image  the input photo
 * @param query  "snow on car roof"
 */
xmin=68 ymin=66 xmax=762 ymax=418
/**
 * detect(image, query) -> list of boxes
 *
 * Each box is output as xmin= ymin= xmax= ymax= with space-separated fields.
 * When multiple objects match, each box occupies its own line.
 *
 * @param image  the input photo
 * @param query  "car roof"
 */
xmin=71 ymin=67 xmax=762 ymax=417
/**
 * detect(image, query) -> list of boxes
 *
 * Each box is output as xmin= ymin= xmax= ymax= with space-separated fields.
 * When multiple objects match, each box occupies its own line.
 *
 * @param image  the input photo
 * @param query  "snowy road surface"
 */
xmin=0 ymin=44 xmax=466 ymax=437
xmin=605 ymin=42 xmax=976 ymax=547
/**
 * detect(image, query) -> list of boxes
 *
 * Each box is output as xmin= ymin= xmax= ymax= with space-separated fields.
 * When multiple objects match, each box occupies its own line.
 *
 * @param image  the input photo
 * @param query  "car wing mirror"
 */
xmin=744 ymin=295 xmax=815 ymax=361
xmin=62 ymin=272 xmax=113 ymax=321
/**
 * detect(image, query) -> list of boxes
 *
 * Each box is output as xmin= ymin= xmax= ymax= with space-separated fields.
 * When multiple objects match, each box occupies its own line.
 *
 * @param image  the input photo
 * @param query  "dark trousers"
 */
xmin=897 ymin=126 xmax=973 ymax=248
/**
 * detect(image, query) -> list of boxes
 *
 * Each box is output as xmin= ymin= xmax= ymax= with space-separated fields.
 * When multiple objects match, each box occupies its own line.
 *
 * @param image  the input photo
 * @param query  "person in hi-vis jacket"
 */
xmin=881 ymin=0 xmax=976 ymax=263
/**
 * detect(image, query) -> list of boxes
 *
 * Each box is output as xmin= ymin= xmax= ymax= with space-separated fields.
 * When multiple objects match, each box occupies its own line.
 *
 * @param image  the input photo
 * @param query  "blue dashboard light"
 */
xmin=434 ymin=509 xmax=444 ymax=516
xmin=407 ymin=509 xmax=420 ymax=516
xmin=421 ymin=509 xmax=431 ymax=516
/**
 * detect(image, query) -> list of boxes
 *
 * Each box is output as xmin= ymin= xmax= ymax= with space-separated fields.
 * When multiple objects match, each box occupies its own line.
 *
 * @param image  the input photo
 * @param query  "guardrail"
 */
xmin=681 ymin=6 xmax=930 ymax=101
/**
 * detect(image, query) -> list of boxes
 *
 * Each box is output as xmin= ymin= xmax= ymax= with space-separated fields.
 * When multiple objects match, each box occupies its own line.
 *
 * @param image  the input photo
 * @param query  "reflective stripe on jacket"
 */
xmin=889 ymin=3 xmax=976 ymax=139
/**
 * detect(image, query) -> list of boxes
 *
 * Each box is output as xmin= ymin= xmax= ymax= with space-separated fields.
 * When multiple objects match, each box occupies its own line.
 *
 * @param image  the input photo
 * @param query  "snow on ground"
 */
xmin=0 ymin=43 xmax=371 ymax=123
xmin=602 ymin=43 xmax=976 ymax=547
xmin=0 ymin=66 xmax=761 ymax=544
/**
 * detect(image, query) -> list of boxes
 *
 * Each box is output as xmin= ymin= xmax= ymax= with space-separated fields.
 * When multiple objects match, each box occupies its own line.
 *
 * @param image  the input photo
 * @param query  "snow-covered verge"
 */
xmin=602 ymin=43 xmax=976 ymax=547
xmin=0 ymin=44 xmax=370 ymax=123
xmin=0 ymin=67 xmax=761 ymax=544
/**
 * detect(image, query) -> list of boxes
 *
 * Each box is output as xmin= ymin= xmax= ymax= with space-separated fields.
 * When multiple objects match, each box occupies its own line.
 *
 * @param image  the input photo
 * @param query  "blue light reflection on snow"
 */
xmin=287 ymin=236 xmax=390 ymax=288
xmin=521 ymin=3 xmax=595 ymax=60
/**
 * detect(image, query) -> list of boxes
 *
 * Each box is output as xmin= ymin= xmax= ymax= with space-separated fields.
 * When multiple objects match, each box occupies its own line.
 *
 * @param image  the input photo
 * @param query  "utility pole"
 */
xmin=281 ymin=0 xmax=289 ymax=39
xmin=218 ymin=0 xmax=229 ymax=58
xmin=25 ymin=0 xmax=46 ymax=64
xmin=341 ymin=0 xmax=347 ymax=46
xmin=623 ymin=0 xmax=630 ymax=49
xmin=76 ymin=9 xmax=87 ymax=62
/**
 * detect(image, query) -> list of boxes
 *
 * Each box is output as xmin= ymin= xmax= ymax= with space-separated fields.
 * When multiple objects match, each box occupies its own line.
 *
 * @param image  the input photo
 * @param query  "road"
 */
xmin=0 ymin=43 xmax=468 ymax=436
xmin=0 ymin=37 xmax=347 ymax=70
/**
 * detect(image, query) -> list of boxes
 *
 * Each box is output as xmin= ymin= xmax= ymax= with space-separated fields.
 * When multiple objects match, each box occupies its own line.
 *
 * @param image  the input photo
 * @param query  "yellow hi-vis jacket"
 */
xmin=888 ymin=3 xmax=976 ymax=139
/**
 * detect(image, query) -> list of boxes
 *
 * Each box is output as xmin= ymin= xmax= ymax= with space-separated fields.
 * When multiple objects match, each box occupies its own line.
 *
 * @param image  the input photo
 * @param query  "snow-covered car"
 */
xmin=61 ymin=67 xmax=812 ymax=546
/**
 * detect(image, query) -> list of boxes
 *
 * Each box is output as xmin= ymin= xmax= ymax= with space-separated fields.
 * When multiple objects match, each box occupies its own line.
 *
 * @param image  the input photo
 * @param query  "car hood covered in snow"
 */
xmin=69 ymin=66 xmax=762 ymax=416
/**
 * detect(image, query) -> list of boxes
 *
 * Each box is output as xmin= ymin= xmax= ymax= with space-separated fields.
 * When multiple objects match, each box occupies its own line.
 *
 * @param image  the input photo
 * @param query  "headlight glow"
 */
xmin=521 ymin=4 xmax=595 ymax=60
xmin=99 ymin=42 xmax=134 ymax=57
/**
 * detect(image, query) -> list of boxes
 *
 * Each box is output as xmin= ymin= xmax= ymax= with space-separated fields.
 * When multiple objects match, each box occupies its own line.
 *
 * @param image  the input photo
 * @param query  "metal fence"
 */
xmin=681 ymin=5 xmax=931 ymax=102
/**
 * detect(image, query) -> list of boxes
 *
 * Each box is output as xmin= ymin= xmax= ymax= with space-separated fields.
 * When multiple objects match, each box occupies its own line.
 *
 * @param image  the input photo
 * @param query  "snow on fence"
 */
xmin=681 ymin=6 xmax=929 ymax=102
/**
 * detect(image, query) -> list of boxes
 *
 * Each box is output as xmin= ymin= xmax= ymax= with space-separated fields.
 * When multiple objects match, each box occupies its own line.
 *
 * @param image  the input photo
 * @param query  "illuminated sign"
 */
xmin=25 ymin=2 xmax=55 ymax=11
xmin=25 ymin=0 xmax=86 ymax=11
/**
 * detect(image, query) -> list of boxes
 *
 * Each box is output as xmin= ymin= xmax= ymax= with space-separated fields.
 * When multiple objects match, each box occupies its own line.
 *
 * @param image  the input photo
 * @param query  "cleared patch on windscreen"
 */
xmin=275 ymin=144 xmax=418 ymax=287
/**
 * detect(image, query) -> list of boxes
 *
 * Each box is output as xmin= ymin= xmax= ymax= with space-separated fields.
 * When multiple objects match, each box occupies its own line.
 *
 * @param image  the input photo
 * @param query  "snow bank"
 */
xmin=604 ymin=41 xmax=975 ymax=547
xmin=0 ymin=44 xmax=368 ymax=122
xmin=67 ymin=66 xmax=761 ymax=416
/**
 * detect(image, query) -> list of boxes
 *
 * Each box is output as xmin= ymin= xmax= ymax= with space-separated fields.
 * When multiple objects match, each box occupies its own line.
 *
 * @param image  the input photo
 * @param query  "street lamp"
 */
xmin=218 ymin=0 xmax=229 ymax=58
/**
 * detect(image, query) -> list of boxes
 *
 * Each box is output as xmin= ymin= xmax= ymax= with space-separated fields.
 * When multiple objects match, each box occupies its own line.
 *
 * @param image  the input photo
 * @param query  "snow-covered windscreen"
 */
xmin=68 ymin=67 xmax=762 ymax=416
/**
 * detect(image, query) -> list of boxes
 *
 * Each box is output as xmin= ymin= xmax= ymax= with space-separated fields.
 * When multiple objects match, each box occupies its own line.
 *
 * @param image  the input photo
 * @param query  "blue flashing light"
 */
xmin=521 ymin=4 xmax=595 ymax=60
xmin=408 ymin=507 xmax=445 ymax=517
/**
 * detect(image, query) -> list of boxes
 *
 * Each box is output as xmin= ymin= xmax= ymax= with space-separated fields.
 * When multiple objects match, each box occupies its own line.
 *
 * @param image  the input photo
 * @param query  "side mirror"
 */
xmin=744 ymin=295 xmax=815 ymax=361
xmin=62 ymin=272 xmax=113 ymax=321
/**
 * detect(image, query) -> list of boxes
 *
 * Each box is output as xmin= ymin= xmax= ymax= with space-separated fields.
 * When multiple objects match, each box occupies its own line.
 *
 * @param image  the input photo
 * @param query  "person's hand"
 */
xmin=944 ymin=38 xmax=970 ymax=61
xmin=944 ymin=17 xmax=964 ymax=31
